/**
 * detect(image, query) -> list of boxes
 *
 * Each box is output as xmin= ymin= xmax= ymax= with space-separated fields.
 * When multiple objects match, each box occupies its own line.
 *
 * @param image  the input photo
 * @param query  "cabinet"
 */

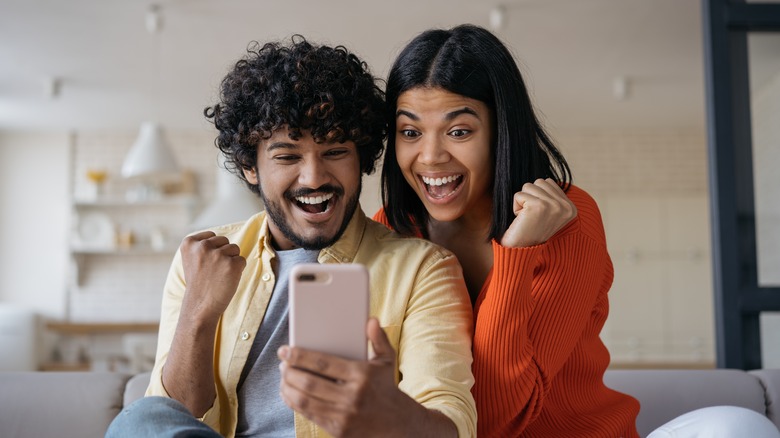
xmin=69 ymin=195 xmax=198 ymax=285
xmin=601 ymin=194 xmax=715 ymax=368
xmin=66 ymin=194 xmax=199 ymax=323
xmin=41 ymin=322 xmax=159 ymax=372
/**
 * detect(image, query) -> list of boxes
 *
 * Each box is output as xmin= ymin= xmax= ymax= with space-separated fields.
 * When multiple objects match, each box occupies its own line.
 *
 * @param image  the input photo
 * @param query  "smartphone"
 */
xmin=289 ymin=263 xmax=369 ymax=361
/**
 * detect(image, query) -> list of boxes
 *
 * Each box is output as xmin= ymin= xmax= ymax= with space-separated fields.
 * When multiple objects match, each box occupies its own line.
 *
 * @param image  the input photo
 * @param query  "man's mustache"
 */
xmin=287 ymin=184 xmax=344 ymax=199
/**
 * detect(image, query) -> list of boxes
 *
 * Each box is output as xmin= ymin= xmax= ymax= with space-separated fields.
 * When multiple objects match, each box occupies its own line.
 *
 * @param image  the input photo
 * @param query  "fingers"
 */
xmin=278 ymin=346 xmax=355 ymax=382
xmin=502 ymin=178 xmax=577 ymax=248
xmin=513 ymin=178 xmax=576 ymax=217
xmin=278 ymin=376 xmax=350 ymax=437
xmin=182 ymin=232 xmax=243 ymax=259
xmin=366 ymin=318 xmax=394 ymax=363
xmin=279 ymin=359 xmax=346 ymax=400
xmin=278 ymin=376 xmax=341 ymax=418
xmin=520 ymin=178 xmax=564 ymax=201
xmin=277 ymin=346 xmax=363 ymax=418
xmin=179 ymin=230 xmax=246 ymax=319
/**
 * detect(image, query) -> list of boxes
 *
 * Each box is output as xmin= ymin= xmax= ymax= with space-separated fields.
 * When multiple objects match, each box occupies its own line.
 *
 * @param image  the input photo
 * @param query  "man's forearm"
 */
xmin=161 ymin=312 xmax=219 ymax=418
xmin=395 ymin=392 xmax=458 ymax=438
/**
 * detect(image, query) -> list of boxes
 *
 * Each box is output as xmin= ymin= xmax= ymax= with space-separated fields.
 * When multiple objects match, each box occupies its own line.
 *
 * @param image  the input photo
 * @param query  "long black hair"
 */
xmin=381 ymin=24 xmax=571 ymax=240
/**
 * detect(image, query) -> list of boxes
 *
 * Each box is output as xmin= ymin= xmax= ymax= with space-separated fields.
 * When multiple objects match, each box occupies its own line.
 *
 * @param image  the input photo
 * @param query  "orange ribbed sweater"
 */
xmin=375 ymin=185 xmax=639 ymax=437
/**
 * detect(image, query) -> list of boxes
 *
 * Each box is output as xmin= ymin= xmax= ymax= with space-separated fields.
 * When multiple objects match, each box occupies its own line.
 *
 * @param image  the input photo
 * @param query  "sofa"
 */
xmin=0 ymin=369 xmax=778 ymax=437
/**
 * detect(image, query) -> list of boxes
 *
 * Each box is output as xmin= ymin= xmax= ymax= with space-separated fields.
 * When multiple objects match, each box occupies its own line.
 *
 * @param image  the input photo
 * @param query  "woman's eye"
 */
xmin=399 ymin=129 xmax=420 ymax=139
xmin=449 ymin=129 xmax=470 ymax=138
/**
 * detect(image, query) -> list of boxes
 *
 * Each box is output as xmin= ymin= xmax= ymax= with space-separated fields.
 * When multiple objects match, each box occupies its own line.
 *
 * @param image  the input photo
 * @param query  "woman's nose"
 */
xmin=417 ymin=137 xmax=450 ymax=165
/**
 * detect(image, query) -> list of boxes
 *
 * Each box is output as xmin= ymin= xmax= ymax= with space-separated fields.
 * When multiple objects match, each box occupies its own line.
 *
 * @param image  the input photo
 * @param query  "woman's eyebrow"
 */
xmin=444 ymin=107 xmax=479 ymax=121
xmin=395 ymin=107 xmax=479 ymax=121
xmin=396 ymin=109 xmax=419 ymax=120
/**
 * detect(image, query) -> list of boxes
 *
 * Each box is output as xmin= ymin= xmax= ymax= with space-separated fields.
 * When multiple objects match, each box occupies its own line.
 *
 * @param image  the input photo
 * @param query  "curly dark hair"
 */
xmin=204 ymin=35 xmax=387 ymax=195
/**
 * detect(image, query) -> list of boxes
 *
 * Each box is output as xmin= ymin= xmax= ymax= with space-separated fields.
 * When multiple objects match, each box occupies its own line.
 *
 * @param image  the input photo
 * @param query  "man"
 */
xmin=106 ymin=37 xmax=476 ymax=438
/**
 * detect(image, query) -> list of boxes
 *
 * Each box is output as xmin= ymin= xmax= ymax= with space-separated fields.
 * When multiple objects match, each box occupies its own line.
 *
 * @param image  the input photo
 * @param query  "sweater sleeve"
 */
xmin=472 ymin=217 xmax=610 ymax=437
xmin=372 ymin=208 xmax=390 ymax=227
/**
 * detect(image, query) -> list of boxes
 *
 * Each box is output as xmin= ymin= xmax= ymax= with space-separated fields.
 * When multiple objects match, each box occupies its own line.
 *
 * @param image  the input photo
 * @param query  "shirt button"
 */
xmin=241 ymin=331 xmax=250 ymax=341
xmin=261 ymin=273 xmax=271 ymax=281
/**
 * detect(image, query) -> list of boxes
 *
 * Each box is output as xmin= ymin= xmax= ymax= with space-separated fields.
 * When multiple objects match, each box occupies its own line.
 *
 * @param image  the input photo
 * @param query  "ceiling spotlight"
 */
xmin=145 ymin=4 xmax=163 ymax=34
xmin=43 ymin=76 xmax=61 ymax=99
xmin=489 ymin=5 xmax=506 ymax=31
xmin=613 ymin=76 xmax=630 ymax=101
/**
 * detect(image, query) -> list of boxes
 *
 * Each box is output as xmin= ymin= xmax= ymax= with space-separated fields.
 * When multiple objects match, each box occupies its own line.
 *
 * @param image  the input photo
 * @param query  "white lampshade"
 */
xmin=121 ymin=122 xmax=179 ymax=178
xmin=190 ymin=153 xmax=262 ymax=229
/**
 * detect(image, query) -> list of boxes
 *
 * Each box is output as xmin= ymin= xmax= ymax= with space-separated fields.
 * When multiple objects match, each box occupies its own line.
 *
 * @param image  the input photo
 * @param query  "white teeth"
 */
xmin=421 ymin=175 xmax=461 ymax=186
xmin=295 ymin=193 xmax=334 ymax=204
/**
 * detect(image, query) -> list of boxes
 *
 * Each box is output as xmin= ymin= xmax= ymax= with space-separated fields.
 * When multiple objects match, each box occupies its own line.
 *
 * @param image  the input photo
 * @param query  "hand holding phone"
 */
xmin=289 ymin=263 xmax=369 ymax=360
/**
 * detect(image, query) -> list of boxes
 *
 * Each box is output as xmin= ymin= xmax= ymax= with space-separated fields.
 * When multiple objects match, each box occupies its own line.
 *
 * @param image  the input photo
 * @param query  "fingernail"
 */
xmin=278 ymin=346 xmax=289 ymax=360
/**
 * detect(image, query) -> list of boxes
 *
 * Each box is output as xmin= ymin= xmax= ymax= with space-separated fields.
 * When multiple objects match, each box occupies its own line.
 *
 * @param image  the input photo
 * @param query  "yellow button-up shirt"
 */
xmin=147 ymin=208 xmax=476 ymax=437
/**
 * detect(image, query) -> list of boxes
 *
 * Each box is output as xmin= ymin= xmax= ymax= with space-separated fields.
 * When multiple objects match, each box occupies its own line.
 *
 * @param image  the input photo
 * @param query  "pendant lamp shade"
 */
xmin=121 ymin=122 xmax=179 ymax=178
xmin=190 ymin=153 xmax=262 ymax=229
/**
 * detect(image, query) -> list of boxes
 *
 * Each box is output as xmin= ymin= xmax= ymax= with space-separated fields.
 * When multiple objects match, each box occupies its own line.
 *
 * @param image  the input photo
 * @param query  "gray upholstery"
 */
xmin=0 ymin=372 xmax=132 ymax=438
xmin=1 ymin=369 xmax=778 ymax=437
xmin=751 ymin=369 xmax=780 ymax=428
xmin=604 ymin=369 xmax=771 ymax=437
xmin=123 ymin=371 xmax=151 ymax=407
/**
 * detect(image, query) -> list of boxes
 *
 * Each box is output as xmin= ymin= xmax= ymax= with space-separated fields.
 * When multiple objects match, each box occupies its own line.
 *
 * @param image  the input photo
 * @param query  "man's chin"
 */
xmin=262 ymin=183 xmax=360 ymax=251
xmin=298 ymin=238 xmax=337 ymax=251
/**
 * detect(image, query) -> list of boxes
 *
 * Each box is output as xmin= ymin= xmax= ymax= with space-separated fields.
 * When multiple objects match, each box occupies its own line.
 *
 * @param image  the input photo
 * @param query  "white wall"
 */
xmin=0 ymin=131 xmax=71 ymax=319
xmin=555 ymin=128 xmax=715 ymax=365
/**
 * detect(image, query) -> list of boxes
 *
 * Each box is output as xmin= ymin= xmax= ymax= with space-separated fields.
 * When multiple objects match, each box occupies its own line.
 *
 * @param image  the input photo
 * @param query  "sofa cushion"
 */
xmin=0 ymin=371 xmax=132 ymax=438
xmin=124 ymin=371 xmax=151 ymax=406
xmin=750 ymin=369 xmax=780 ymax=431
xmin=604 ymin=369 xmax=767 ymax=437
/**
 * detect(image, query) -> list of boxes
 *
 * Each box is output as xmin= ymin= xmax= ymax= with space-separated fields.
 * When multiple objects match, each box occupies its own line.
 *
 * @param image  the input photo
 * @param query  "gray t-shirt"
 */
xmin=235 ymin=248 xmax=319 ymax=438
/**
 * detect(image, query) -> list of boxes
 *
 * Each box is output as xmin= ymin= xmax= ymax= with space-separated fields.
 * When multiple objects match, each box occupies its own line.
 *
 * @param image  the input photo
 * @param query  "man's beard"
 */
xmin=259 ymin=181 xmax=361 ymax=250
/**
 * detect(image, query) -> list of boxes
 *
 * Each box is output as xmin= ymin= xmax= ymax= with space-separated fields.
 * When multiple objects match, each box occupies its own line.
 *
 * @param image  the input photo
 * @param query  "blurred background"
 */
xmin=0 ymin=0 xmax=777 ymax=372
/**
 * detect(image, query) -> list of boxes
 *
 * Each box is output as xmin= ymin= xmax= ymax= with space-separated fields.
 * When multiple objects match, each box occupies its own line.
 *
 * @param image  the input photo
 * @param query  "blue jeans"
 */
xmin=105 ymin=396 xmax=222 ymax=438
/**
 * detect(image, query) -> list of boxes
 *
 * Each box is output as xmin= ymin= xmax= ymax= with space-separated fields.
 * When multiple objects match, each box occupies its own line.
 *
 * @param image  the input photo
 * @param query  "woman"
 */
xmin=375 ymin=24 xmax=780 ymax=437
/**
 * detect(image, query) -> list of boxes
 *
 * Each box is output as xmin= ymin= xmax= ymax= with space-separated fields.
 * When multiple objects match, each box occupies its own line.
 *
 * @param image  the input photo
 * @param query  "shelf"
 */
xmin=73 ymin=195 xmax=199 ymax=208
xmin=43 ymin=323 xmax=159 ymax=372
xmin=71 ymin=244 xmax=179 ymax=255
xmin=46 ymin=322 xmax=159 ymax=335
xmin=39 ymin=362 xmax=91 ymax=372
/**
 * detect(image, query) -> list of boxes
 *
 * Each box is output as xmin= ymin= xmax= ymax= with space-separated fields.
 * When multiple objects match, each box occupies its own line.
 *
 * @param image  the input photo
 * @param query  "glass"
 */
xmin=748 ymin=32 xmax=780 ymax=287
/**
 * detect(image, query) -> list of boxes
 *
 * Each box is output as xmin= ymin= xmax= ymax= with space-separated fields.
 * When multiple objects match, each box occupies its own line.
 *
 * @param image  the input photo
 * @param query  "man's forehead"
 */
xmin=260 ymin=131 xmax=353 ymax=151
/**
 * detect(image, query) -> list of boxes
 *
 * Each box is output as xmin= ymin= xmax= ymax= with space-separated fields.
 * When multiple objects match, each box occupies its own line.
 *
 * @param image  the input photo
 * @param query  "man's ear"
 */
xmin=242 ymin=167 xmax=258 ymax=185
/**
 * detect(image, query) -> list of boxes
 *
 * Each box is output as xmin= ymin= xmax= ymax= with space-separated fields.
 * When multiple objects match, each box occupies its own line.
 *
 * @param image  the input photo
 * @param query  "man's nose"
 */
xmin=298 ymin=158 xmax=331 ymax=188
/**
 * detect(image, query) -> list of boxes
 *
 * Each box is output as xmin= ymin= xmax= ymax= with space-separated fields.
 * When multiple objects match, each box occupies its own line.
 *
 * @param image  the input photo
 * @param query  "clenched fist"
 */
xmin=500 ymin=178 xmax=577 ymax=248
xmin=179 ymin=231 xmax=247 ymax=322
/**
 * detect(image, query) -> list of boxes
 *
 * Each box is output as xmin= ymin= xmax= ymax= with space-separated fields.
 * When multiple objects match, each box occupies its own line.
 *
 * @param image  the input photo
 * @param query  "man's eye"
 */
xmin=274 ymin=155 xmax=298 ymax=162
xmin=325 ymin=149 xmax=348 ymax=157
xmin=400 ymin=129 xmax=420 ymax=138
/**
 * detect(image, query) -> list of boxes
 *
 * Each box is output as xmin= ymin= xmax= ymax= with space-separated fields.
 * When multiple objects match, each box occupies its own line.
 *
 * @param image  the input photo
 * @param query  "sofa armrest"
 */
xmin=0 ymin=372 xmax=132 ymax=438
xmin=750 ymin=369 xmax=780 ymax=431
xmin=124 ymin=371 xmax=152 ymax=406
xmin=604 ymin=369 xmax=767 ymax=437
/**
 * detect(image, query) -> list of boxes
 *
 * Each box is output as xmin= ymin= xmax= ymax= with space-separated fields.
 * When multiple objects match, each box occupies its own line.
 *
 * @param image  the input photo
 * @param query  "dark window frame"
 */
xmin=703 ymin=0 xmax=780 ymax=369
